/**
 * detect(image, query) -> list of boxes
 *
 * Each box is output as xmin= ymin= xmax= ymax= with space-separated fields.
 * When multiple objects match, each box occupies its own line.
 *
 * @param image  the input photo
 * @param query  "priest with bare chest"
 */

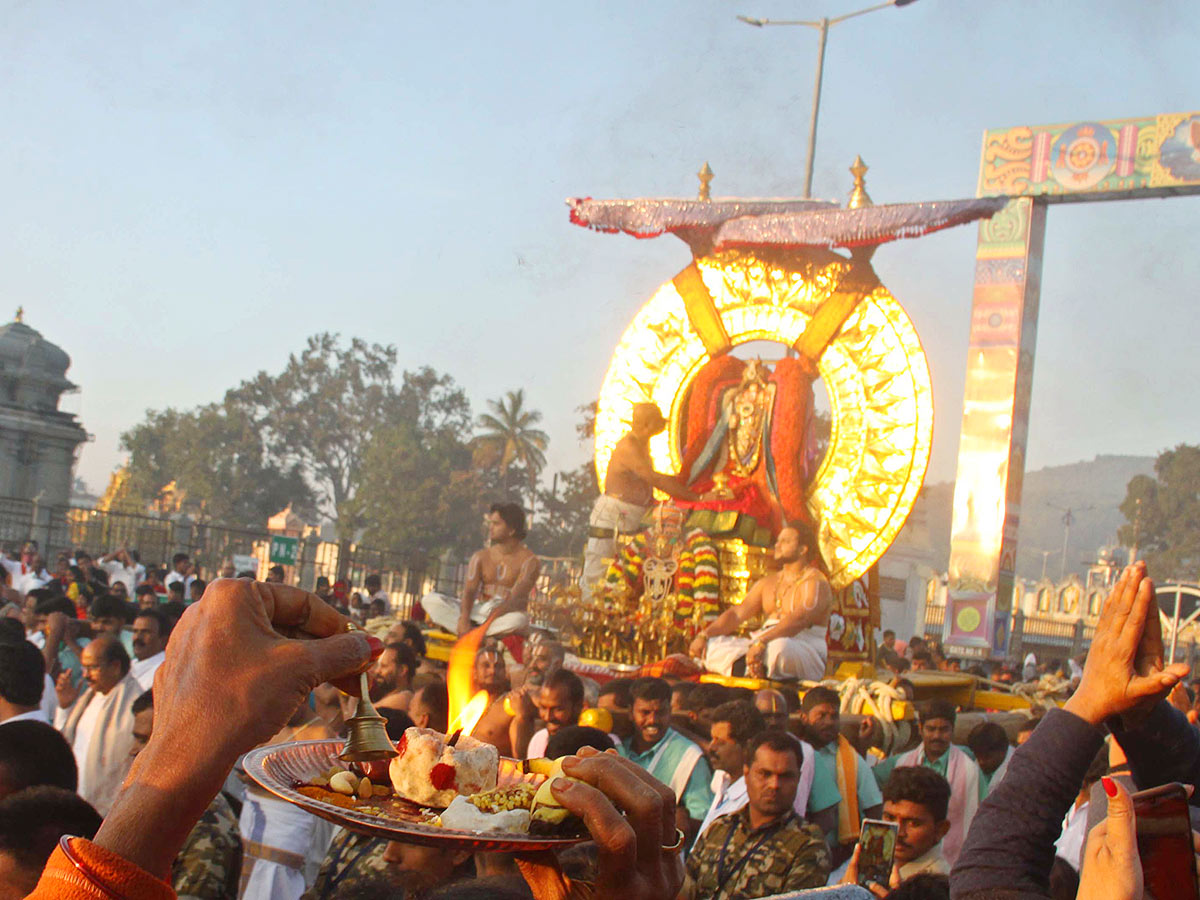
xmin=688 ymin=523 xmax=831 ymax=680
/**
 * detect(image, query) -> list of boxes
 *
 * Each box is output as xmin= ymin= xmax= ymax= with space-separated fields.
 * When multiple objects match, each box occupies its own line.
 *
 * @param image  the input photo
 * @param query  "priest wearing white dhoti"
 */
xmin=689 ymin=523 xmax=831 ymax=681
xmin=580 ymin=403 xmax=706 ymax=603
xmin=420 ymin=503 xmax=539 ymax=638
xmin=54 ymin=634 xmax=141 ymax=816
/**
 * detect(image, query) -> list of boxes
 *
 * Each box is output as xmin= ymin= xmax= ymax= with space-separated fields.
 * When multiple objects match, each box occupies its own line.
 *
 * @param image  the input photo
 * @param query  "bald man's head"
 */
xmin=79 ymin=635 xmax=129 ymax=695
xmin=754 ymin=689 xmax=790 ymax=731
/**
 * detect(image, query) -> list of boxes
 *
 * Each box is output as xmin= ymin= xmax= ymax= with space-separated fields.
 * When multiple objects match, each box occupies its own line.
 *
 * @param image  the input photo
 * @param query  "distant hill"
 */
xmin=920 ymin=454 xmax=1155 ymax=581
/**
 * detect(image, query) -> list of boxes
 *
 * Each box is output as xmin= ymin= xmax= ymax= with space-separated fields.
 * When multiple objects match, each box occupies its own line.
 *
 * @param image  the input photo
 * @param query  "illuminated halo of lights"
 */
xmin=594 ymin=248 xmax=933 ymax=590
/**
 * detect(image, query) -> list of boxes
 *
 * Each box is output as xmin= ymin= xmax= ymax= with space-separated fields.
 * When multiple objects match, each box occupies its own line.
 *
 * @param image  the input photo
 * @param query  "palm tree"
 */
xmin=475 ymin=389 xmax=549 ymax=500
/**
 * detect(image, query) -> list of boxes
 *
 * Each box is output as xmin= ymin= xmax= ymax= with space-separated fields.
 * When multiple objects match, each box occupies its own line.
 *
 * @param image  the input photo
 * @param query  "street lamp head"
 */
xmin=894 ymin=0 xmax=920 ymax=6
xmin=737 ymin=15 xmax=766 ymax=26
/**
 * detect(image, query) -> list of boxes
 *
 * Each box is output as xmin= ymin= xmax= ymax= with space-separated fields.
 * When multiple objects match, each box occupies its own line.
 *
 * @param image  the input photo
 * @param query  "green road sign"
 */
xmin=269 ymin=535 xmax=299 ymax=566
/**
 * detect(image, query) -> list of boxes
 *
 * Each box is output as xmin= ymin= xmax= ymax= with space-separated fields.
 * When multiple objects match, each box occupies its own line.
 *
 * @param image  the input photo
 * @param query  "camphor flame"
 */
xmin=446 ymin=622 xmax=490 ymax=737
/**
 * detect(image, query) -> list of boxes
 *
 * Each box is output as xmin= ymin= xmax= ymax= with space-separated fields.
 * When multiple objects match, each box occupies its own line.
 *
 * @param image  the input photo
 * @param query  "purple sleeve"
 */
xmin=950 ymin=708 xmax=1104 ymax=899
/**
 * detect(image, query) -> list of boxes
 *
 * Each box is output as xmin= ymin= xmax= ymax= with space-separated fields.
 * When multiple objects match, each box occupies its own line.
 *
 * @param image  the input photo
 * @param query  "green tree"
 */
xmin=531 ymin=461 xmax=600 ymax=558
xmin=474 ymin=389 xmax=549 ymax=500
xmin=354 ymin=367 xmax=480 ymax=563
xmin=1119 ymin=443 xmax=1200 ymax=580
xmin=120 ymin=401 xmax=312 ymax=526
xmin=227 ymin=333 xmax=402 ymax=544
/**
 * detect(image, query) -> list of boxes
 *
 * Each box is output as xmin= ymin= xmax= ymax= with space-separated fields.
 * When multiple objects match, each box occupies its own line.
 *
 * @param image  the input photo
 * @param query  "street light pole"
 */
xmin=803 ymin=18 xmax=829 ymax=200
xmin=739 ymin=0 xmax=918 ymax=198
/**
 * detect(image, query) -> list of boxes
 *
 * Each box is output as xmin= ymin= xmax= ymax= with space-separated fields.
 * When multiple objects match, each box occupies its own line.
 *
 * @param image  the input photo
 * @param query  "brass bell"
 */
xmin=339 ymin=667 xmax=398 ymax=763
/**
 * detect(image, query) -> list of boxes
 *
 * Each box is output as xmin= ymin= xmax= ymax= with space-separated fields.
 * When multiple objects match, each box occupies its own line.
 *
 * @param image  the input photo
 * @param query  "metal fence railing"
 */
xmin=0 ymin=498 xmax=583 ymax=619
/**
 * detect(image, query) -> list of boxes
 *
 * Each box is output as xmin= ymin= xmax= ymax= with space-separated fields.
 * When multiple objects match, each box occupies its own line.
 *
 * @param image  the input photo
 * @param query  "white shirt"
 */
xmin=40 ymin=673 xmax=55 ymax=722
xmin=1055 ymin=800 xmax=1090 ymax=872
xmin=14 ymin=570 xmax=49 ymax=596
xmin=102 ymin=560 xmax=145 ymax=593
xmin=131 ymin=651 xmax=165 ymax=692
xmin=697 ymin=744 xmax=816 ymax=840
xmin=67 ymin=694 xmax=105 ymax=800
xmin=164 ymin=571 xmax=195 ymax=591
xmin=0 ymin=707 xmax=49 ymax=725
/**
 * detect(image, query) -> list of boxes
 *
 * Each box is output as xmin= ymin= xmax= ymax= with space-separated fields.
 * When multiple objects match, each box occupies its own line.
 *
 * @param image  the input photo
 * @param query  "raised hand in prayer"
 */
xmin=516 ymin=747 xmax=685 ymax=900
xmin=1077 ymin=777 xmax=1142 ymax=900
xmin=1063 ymin=562 xmax=1190 ymax=727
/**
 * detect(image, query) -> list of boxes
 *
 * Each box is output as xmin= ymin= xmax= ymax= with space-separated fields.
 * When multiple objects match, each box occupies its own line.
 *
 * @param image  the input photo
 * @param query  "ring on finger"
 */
xmin=662 ymin=828 xmax=685 ymax=853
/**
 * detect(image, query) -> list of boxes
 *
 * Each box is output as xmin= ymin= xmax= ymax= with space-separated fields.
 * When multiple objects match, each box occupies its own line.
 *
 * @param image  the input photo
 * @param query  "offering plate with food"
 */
xmin=243 ymin=725 xmax=588 ymax=852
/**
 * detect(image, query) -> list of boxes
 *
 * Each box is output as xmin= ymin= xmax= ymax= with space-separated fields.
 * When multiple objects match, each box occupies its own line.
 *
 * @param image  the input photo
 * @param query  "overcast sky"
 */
xmin=2 ymin=0 xmax=1196 ymax=498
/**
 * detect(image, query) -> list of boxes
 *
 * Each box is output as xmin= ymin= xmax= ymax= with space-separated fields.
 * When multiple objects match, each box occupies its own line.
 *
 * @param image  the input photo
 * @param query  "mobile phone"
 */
xmin=857 ymin=818 xmax=898 ymax=890
xmin=1131 ymin=782 xmax=1200 ymax=900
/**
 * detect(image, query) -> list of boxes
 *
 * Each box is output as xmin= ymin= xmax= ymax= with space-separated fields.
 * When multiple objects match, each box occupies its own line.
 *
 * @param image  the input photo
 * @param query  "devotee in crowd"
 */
xmin=305 ymin=831 xmax=474 ymax=899
xmin=135 ymin=583 xmax=159 ymax=611
xmin=189 ymin=578 xmax=206 ymax=603
xmin=684 ymin=730 xmax=831 ymax=897
xmin=872 ymin=698 xmax=984 ymax=867
xmin=130 ymin=689 xmax=243 ymax=898
xmin=409 ymin=681 xmax=449 ymax=733
xmin=699 ymin=700 xmax=815 ymax=841
xmin=167 ymin=580 xmax=187 ymax=606
xmin=266 ymin=564 xmax=286 ymax=584
xmin=52 ymin=634 xmax=140 ymax=815
xmin=237 ymin=690 xmax=336 ymax=897
xmin=422 ymin=504 xmax=540 ymax=640
xmin=754 ymin=687 xmax=791 ymax=732
xmin=0 ymin=638 xmax=47 ymax=724
xmin=0 ymin=786 xmax=102 ymax=899
xmin=580 ymin=402 xmax=707 ymax=603
xmin=467 ymin=643 xmax=518 ymax=756
xmin=89 ymin=594 xmax=134 ymax=656
xmin=0 ymin=720 xmax=77 ymax=799
xmin=689 ymin=524 xmax=832 ymax=680
xmin=876 ymin=629 xmax=901 ymax=669
xmin=799 ymin=685 xmax=883 ymax=862
xmin=597 ymin=677 xmax=634 ymax=742
xmin=129 ymin=609 xmax=170 ymax=692
xmin=98 ymin=548 xmax=144 ymax=597
xmin=617 ymin=676 xmax=713 ymax=844
xmin=164 ymin=553 xmax=195 ymax=592
xmin=3 ymin=542 xmax=50 ymax=596
xmin=966 ymin=721 xmax=1014 ymax=792
xmin=675 ymin=681 xmax=730 ymax=744
xmin=523 ymin=668 xmax=586 ymax=759
xmin=366 ymin=642 xmax=418 ymax=715
xmin=840 ymin=765 xmax=953 ymax=895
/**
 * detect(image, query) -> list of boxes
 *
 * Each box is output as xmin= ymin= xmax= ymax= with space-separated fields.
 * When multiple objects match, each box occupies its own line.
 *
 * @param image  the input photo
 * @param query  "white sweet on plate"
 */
xmin=389 ymin=726 xmax=498 ymax=808
xmin=438 ymin=795 xmax=531 ymax=834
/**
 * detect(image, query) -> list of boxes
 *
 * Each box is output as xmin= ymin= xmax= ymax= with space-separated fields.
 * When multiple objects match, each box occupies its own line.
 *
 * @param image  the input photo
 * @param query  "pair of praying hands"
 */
xmin=1064 ymin=561 xmax=1190 ymax=728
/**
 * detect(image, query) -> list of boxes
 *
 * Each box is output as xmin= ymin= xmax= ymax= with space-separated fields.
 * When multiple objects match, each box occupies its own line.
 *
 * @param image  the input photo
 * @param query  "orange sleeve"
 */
xmin=29 ymin=838 xmax=176 ymax=900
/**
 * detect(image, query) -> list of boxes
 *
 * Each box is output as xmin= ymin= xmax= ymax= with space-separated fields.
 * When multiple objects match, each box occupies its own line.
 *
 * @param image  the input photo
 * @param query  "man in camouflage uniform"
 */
xmin=684 ymin=730 xmax=830 ymax=899
xmin=303 ymin=830 xmax=390 ymax=899
xmin=304 ymin=830 xmax=474 ymax=898
xmin=130 ymin=690 xmax=243 ymax=899
xmin=173 ymin=790 xmax=243 ymax=899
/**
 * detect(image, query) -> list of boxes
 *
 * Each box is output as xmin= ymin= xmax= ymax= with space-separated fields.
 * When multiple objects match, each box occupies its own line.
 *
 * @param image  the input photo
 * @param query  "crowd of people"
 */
xmin=0 ymin=509 xmax=1197 ymax=900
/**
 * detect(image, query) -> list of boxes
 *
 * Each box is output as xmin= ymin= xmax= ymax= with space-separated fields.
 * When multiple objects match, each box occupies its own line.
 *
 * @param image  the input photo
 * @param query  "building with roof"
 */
xmin=0 ymin=309 xmax=88 ymax=506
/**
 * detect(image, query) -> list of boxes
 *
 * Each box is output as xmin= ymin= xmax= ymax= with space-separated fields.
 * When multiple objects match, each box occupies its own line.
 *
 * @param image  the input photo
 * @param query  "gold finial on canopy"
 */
xmin=848 ymin=155 xmax=874 ymax=209
xmin=697 ymin=162 xmax=714 ymax=201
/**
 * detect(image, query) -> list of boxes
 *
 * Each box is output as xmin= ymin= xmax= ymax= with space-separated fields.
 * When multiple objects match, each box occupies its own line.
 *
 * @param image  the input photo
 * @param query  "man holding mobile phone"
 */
xmin=840 ymin=766 xmax=950 ymax=894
